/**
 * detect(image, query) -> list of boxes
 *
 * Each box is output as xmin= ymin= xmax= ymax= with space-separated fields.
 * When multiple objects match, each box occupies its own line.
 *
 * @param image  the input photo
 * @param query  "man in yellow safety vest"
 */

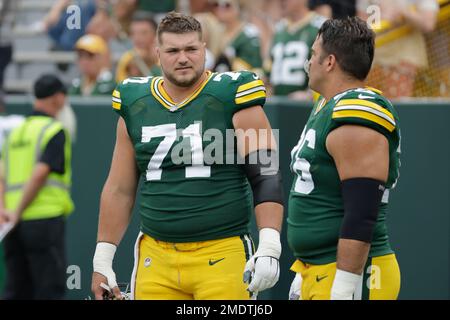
xmin=0 ymin=74 xmax=74 ymax=299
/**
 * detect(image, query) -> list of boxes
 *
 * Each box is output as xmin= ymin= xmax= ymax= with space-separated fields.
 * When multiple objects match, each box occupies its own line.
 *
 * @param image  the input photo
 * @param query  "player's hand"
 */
xmin=289 ymin=273 xmax=303 ymax=300
xmin=92 ymin=242 xmax=122 ymax=300
xmin=91 ymin=272 xmax=122 ymax=300
xmin=243 ymin=228 xmax=281 ymax=295
xmin=330 ymin=269 xmax=361 ymax=300
xmin=244 ymin=255 xmax=280 ymax=294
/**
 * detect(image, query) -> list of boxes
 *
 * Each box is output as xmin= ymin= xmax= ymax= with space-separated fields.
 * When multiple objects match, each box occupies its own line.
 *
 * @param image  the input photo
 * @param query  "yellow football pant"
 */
xmin=131 ymin=233 xmax=254 ymax=300
xmin=290 ymin=254 xmax=401 ymax=300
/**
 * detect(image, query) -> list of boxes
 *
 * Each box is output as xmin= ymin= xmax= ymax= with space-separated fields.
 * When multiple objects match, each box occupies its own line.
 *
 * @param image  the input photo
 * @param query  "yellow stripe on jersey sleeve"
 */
xmin=237 ymin=80 xmax=264 ymax=93
xmin=332 ymin=110 xmax=396 ymax=132
xmin=112 ymin=90 xmax=121 ymax=99
xmin=235 ymin=90 xmax=266 ymax=105
xmin=112 ymin=101 xmax=121 ymax=110
xmin=336 ymin=99 xmax=395 ymax=122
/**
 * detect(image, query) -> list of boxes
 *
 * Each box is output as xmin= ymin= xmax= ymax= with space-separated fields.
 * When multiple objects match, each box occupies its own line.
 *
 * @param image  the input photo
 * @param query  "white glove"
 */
xmin=289 ymin=273 xmax=303 ymax=300
xmin=93 ymin=242 xmax=118 ymax=289
xmin=243 ymin=228 xmax=281 ymax=294
xmin=330 ymin=269 xmax=362 ymax=300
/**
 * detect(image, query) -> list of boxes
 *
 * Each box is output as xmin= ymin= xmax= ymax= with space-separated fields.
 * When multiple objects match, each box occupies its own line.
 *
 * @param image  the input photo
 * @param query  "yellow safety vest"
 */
xmin=3 ymin=115 xmax=74 ymax=220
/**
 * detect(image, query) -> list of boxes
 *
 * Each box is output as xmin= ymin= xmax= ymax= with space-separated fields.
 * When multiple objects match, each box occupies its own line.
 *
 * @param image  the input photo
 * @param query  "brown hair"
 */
xmin=157 ymin=12 xmax=202 ymax=43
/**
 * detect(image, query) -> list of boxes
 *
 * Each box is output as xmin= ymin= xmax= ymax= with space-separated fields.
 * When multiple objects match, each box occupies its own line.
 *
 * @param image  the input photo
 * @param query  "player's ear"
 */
xmin=326 ymin=54 xmax=337 ymax=72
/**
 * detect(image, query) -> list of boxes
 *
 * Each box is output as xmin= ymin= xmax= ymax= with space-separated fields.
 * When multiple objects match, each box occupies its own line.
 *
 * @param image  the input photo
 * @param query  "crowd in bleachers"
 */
xmin=0 ymin=0 xmax=447 ymax=109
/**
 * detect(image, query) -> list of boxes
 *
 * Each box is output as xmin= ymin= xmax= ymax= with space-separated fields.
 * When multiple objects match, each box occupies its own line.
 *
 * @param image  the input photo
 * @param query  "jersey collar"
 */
xmin=150 ymin=71 xmax=214 ymax=111
xmin=313 ymin=97 xmax=327 ymax=115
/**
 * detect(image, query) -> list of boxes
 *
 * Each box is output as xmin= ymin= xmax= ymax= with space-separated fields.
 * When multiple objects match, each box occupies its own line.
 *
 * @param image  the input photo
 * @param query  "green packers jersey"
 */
xmin=270 ymin=13 xmax=324 ymax=95
xmin=112 ymin=71 xmax=266 ymax=242
xmin=287 ymin=87 xmax=401 ymax=265
xmin=69 ymin=71 xmax=116 ymax=96
xmin=225 ymin=24 xmax=263 ymax=71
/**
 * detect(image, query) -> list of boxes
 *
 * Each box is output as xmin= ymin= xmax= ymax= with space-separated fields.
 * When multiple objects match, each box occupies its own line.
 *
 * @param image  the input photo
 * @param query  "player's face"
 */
xmin=158 ymin=32 xmax=206 ymax=88
xmin=308 ymin=36 xmax=327 ymax=93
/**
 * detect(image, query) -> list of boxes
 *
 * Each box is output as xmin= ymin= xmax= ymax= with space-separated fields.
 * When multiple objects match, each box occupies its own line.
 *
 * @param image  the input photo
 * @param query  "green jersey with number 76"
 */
xmin=287 ymin=87 xmax=401 ymax=265
xmin=112 ymin=71 xmax=266 ymax=243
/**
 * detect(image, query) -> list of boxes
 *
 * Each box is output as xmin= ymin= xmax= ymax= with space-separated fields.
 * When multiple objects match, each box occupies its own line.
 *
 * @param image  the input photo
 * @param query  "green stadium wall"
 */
xmin=1 ymin=96 xmax=449 ymax=300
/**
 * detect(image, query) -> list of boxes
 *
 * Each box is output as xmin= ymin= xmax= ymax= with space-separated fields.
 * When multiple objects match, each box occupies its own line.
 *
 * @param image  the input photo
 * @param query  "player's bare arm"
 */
xmin=233 ymin=105 xmax=284 ymax=294
xmin=92 ymin=117 xmax=139 ymax=300
xmin=326 ymin=124 xmax=389 ymax=298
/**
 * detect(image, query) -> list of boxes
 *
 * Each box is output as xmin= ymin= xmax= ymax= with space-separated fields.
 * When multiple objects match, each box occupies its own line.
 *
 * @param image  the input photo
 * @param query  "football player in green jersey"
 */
xmin=287 ymin=17 xmax=401 ymax=300
xmin=91 ymin=12 xmax=284 ymax=300
xmin=269 ymin=0 xmax=325 ymax=99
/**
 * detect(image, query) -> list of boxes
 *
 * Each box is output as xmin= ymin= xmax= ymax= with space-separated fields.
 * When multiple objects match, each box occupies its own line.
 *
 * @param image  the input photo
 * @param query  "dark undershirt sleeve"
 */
xmin=39 ymin=129 xmax=66 ymax=174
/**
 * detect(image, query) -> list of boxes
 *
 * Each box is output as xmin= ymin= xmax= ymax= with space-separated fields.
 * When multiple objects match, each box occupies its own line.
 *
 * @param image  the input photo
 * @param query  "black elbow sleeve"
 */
xmin=340 ymin=178 xmax=385 ymax=243
xmin=243 ymin=150 xmax=284 ymax=206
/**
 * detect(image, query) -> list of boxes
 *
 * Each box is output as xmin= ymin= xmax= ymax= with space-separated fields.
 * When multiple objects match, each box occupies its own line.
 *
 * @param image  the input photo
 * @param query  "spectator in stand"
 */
xmin=136 ymin=0 xmax=177 ymax=22
xmin=69 ymin=34 xmax=116 ymax=96
xmin=86 ymin=0 xmax=138 ymax=42
xmin=268 ymin=0 xmax=325 ymax=99
xmin=115 ymin=12 xmax=161 ymax=83
xmin=243 ymin=0 xmax=284 ymax=67
xmin=308 ymin=0 xmax=356 ymax=19
xmin=359 ymin=0 xmax=439 ymax=98
xmin=211 ymin=0 xmax=264 ymax=76
xmin=0 ymin=0 xmax=16 ymax=109
xmin=37 ymin=0 xmax=97 ymax=51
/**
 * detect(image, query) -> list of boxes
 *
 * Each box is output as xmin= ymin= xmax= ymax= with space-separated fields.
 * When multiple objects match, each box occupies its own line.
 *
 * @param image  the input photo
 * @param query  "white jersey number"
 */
xmin=141 ymin=123 xmax=211 ymax=181
xmin=123 ymin=76 xmax=151 ymax=85
xmin=271 ymin=41 xmax=309 ymax=87
xmin=291 ymin=128 xmax=316 ymax=194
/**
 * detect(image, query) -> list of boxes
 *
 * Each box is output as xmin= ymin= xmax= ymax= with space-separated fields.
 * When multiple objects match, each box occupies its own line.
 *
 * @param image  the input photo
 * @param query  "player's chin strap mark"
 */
xmin=242 ymin=149 xmax=284 ymax=206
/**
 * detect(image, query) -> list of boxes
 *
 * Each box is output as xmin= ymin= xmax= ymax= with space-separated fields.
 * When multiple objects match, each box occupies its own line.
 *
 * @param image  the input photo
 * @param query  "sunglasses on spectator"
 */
xmin=211 ymin=2 xmax=233 ymax=9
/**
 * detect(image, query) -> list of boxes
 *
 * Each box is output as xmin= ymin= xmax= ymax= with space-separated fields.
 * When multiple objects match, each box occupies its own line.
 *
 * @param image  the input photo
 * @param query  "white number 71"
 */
xmin=141 ymin=123 xmax=210 ymax=181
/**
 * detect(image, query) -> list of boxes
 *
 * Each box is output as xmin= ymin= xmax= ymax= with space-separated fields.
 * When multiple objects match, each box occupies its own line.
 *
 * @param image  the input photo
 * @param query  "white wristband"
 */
xmin=331 ymin=269 xmax=362 ymax=300
xmin=93 ymin=242 xmax=118 ymax=288
xmin=255 ymin=228 xmax=281 ymax=259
